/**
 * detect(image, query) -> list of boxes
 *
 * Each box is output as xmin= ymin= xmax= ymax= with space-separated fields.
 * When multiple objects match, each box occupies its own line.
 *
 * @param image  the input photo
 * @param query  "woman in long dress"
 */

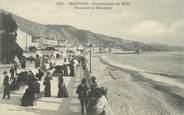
xmin=69 ymin=60 xmax=75 ymax=76
xmin=94 ymin=87 xmax=108 ymax=115
xmin=57 ymin=71 xmax=69 ymax=98
xmin=21 ymin=72 xmax=37 ymax=106
xmin=63 ymin=58 xmax=68 ymax=76
xmin=43 ymin=72 xmax=52 ymax=97
xmin=21 ymin=88 xmax=35 ymax=106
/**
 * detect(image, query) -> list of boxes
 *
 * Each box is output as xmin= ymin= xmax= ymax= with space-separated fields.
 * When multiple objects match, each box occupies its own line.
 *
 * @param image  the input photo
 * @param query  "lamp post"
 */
xmin=88 ymin=43 xmax=92 ymax=73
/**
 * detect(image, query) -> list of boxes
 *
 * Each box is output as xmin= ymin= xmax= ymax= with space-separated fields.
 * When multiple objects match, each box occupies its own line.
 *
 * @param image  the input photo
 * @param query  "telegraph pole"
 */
xmin=26 ymin=34 xmax=28 ymax=50
xmin=88 ymin=43 xmax=92 ymax=73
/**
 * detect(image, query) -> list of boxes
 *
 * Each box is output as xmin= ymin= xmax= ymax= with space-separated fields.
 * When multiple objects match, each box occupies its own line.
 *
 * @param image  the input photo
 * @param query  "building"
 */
xmin=31 ymin=35 xmax=59 ymax=49
xmin=111 ymin=47 xmax=123 ymax=54
xmin=91 ymin=47 xmax=100 ymax=53
xmin=57 ymin=40 xmax=75 ymax=51
xmin=57 ymin=39 xmax=65 ymax=46
xmin=16 ymin=29 xmax=32 ymax=50
xmin=76 ymin=44 xmax=84 ymax=51
xmin=16 ymin=29 xmax=59 ymax=51
xmin=99 ymin=47 xmax=110 ymax=53
xmin=43 ymin=38 xmax=58 ymax=46
xmin=31 ymin=36 xmax=40 ymax=48
xmin=58 ymin=40 xmax=74 ymax=47
xmin=38 ymin=37 xmax=58 ymax=49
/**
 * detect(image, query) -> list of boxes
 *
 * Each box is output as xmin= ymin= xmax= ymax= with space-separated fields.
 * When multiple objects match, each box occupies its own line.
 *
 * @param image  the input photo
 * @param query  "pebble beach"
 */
xmin=91 ymin=54 xmax=184 ymax=115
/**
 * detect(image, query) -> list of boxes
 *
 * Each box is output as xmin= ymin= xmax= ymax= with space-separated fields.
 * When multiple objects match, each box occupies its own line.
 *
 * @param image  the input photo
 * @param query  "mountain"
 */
xmin=46 ymin=25 xmax=184 ymax=51
xmin=1 ymin=9 xmax=184 ymax=51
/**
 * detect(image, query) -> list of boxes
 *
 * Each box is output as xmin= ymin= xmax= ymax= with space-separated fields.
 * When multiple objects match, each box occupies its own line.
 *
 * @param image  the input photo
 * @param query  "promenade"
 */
xmin=0 ymin=65 xmax=86 ymax=115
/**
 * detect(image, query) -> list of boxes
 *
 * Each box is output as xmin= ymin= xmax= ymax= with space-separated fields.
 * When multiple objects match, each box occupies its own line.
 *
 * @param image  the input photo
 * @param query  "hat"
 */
xmin=54 ymin=70 xmax=63 ymax=76
xmin=3 ymin=71 xmax=7 ymax=75
xmin=91 ymin=76 xmax=96 ymax=81
xmin=46 ymin=71 xmax=51 ymax=75
xmin=81 ymin=78 xmax=87 ymax=83
xmin=101 ymin=87 xmax=108 ymax=92
xmin=98 ymin=87 xmax=108 ymax=96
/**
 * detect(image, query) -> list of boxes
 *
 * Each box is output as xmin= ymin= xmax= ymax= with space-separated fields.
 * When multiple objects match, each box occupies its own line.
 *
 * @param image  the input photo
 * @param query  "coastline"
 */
xmin=100 ymin=55 xmax=184 ymax=89
xmin=91 ymin=54 xmax=184 ymax=115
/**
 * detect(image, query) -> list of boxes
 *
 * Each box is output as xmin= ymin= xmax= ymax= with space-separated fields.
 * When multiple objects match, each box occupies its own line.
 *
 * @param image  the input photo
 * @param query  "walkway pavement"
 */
xmin=0 ymin=66 xmax=86 ymax=115
xmin=55 ymin=66 xmax=86 ymax=115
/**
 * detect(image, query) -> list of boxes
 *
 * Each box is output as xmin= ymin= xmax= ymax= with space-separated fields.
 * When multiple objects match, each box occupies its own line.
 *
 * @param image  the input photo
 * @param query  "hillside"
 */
xmin=47 ymin=25 xmax=184 ymax=51
xmin=1 ymin=9 xmax=184 ymax=51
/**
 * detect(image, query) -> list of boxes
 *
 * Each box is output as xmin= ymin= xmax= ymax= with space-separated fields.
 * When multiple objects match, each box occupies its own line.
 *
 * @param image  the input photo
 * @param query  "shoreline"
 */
xmin=91 ymin=54 xmax=184 ymax=115
xmin=100 ymin=55 xmax=184 ymax=89
xmin=100 ymin=55 xmax=184 ymax=80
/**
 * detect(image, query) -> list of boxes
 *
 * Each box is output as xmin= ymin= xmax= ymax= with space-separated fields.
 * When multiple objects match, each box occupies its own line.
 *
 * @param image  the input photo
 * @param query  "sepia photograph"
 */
xmin=0 ymin=0 xmax=183 ymax=115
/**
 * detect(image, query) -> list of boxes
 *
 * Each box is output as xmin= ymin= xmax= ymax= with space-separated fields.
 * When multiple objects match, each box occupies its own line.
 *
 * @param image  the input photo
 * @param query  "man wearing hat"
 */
xmin=90 ymin=76 xmax=98 ymax=89
xmin=2 ymin=71 xmax=11 ymax=99
xmin=76 ymin=78 xmax=89 ymax=115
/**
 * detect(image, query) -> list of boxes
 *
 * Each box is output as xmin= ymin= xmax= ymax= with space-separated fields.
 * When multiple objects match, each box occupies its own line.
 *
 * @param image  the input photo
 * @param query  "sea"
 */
xmin=103 ymin=51 xmax=184 ymax=78
xmin=100 ymin=52 xmax=184 ymax=115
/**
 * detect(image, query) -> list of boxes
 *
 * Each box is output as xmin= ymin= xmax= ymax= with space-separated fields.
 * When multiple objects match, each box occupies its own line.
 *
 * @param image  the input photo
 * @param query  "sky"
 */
xmin=0 ymin=0 xmax=183 ymax=46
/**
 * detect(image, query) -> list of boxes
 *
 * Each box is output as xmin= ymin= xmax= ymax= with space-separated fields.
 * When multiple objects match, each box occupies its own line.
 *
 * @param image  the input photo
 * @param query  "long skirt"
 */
xmin=63 ymin=65 xmax=68 ymax=76
xmin=11 ymin=81 xmax=17 ymax=91
xmin=21 ymin=62 xmax=26 ymax=68
xmin=70 ymin=66 xmax=75 ymax=76
xmin=87 ymin=99 xmax=97 ymax=115
xmin=44 ymin=84 xmax=51 ymax=97
xmin=57 ymin=84 xmax=68 ymax=98
xmin=21 ymin=88 xmax=35 ymax=106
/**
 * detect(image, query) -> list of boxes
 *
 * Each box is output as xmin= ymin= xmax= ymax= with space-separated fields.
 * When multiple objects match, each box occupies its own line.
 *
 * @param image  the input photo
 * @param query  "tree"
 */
xmin=1 ymin=13 xmax=23 ymax=64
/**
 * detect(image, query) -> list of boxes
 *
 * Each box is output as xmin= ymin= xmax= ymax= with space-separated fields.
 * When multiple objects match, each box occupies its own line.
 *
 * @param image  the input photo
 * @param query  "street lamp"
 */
xmin=88 ymin=43 xmax=92 ymax=73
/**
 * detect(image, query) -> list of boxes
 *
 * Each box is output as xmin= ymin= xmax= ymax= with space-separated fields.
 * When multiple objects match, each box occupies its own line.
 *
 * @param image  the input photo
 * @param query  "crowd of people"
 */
xmin=1 ymin=53 xmax=81 ymax=103
xmin=1 ymin=52 xmax=108 ymax=115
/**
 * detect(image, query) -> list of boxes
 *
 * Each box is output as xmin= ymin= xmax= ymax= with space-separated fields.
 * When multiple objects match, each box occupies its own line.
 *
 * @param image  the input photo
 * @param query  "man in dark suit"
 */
xmin=76 ymin=78 xmax=89 ymax=115
xmin=2 ymin=71 xmax=10 ymax=99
